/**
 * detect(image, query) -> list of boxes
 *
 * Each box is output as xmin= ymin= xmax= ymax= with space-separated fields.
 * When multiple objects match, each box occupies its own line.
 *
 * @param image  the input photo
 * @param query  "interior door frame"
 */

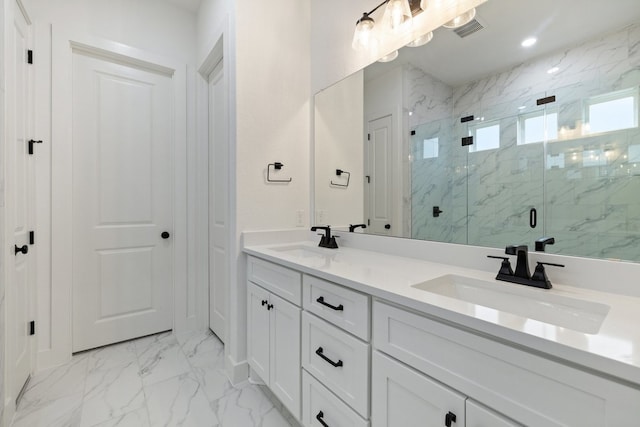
xmin=196 ymin=25 xmax=244 ymax=384
xmin=49 ymin=28 xmax=188 ymax=366
xmin=364 ymin=106 xmax=404 ymax=237
xmin=207 ymin=58 xmax=229 ymax=341
xmin=3 ymin=0 xmax=35 ymax=422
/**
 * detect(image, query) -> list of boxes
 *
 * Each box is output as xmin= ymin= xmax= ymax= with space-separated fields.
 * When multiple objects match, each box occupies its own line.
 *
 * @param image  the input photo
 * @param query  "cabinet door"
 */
xmin=270 ymin=292 xmax=301 ymax=419
xmin=248 ymin=282 xmax=271 ymax=383
xmin=467 ymin=400 xmax=522 ymax=427
xmin=372 ymin=351 xmax=465 ymax=427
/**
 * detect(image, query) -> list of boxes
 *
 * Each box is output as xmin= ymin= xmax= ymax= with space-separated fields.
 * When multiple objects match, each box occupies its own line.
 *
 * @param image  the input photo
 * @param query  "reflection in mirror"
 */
xmin=314 ymin=0 xmax=640 ymax=262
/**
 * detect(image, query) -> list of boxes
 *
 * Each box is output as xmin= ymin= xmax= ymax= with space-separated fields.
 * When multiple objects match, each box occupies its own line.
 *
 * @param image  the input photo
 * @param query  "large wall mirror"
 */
xmin=314 ymin=0 xmax=640 ymax=262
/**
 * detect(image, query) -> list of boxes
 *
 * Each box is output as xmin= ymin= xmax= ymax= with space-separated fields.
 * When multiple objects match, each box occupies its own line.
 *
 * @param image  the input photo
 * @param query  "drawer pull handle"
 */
xmin=445 ymin=411 xmax=457 ymax=427
xmin=316 ymin=296 xmax=344 ymax=311
xmin=316 ymin=410 xmax=329 ymax=427
xmin=315 ymin=347 xmax=343 ymax=367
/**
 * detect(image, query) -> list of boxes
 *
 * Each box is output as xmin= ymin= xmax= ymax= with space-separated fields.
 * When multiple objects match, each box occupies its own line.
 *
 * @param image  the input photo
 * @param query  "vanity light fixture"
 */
xmin=521 ymin=37 xmax=537 ymax=48
xmin=442 ymin=7 xmax=476 ymax=29
xmin=384 ymin=0 xmax=413 ymax=33
xmin=353 ymin=0 xmax=423 ymax=51
xmin=406 ymin=31 xmax=434 ymax=47
xmin=378 ymin=50 xmax=399 ymax=62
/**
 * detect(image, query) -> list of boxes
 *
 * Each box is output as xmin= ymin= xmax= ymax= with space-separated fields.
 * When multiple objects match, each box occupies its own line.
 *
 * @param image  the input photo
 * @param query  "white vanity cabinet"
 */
xmin=372 ymin=351 xmax=466 ymax=427
xmin=372 ymin=300 xmax=640 ymax=426
xmin=301 ymin=274 xmax=371 ymax=425
xmin=247 ymin=257 xmax=302 ymax=419
xmin=372 ymin=351 xmax=519 ymax=427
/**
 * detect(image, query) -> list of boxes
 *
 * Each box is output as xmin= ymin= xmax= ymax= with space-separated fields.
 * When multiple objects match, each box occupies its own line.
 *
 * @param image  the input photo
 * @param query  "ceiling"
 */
xmin=366 ymin=0 xmax=640 ymax=86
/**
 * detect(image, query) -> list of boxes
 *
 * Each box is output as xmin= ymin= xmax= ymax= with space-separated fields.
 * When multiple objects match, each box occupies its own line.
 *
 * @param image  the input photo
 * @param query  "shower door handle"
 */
xmin=530 ymin=208 xmax=537 ymax=228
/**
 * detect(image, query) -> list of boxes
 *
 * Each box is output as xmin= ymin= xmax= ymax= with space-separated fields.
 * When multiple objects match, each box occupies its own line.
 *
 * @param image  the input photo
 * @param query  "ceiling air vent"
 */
xmin=453 ymin=18 xmax=484 ymax=38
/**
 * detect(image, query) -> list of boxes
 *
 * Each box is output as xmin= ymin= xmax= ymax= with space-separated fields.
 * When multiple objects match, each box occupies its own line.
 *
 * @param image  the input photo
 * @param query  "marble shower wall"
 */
xmin=408 ymin=22 xmax=640 ymax=262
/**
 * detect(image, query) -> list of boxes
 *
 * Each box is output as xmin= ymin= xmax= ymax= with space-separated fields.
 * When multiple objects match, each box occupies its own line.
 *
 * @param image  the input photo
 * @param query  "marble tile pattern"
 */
xmin=10 ymin=330 xmax=300 ymax=427
xmin=407 ymin=22 xmax=640 ymax=261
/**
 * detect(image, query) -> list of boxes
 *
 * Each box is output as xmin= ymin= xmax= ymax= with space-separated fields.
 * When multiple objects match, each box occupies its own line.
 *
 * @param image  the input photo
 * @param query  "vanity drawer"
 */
xmin=302 ymin=371 xmax=369 ymax=427
xmin=302 ymin=311 xmax=370 ymax=418
xmin=247 ymin=256 xmax=301 ymax=305
xmin=373 ymin=300 xmax=640 ymax=426
xmin=303 ymin=275 xmax=370 ymax=341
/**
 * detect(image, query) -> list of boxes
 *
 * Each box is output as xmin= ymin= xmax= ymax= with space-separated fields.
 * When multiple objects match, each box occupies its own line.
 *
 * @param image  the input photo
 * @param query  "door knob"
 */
xmin=15 ymin=245 xmax=28 ymax=255
xmin=161 ymin=231 xmax=170 ymax=239
xmin=384 ymin=224 xmax=391 ymax=229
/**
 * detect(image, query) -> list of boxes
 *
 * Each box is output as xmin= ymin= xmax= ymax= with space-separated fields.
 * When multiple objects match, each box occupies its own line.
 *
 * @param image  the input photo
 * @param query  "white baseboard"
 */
xmin=225 ymin=354 xmax=249 ymax=386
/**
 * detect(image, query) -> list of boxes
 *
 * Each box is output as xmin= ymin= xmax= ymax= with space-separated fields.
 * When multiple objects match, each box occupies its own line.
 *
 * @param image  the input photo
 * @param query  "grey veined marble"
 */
xmin=10 ymin=330 xmax=299 ymax=427
xmin=407 ymin=22 xmax=640 ymax=262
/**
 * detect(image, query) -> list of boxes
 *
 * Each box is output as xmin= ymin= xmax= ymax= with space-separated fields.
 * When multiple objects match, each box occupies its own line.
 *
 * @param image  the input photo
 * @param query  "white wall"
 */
xmin=197 ymin=0 xmax=311 ymax=384
xmin=28 ymin=0 xmax=199 ymax=370
xmin=314 ymin=70 xmax=364 ymax=228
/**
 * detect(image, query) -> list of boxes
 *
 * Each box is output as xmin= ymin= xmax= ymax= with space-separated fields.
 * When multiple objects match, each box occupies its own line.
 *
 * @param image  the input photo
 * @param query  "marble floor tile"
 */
xmin=189 ymin=350 xmax=235 ymax=404
xmin=136 ymin=333 xmax=192 ymax=386
xmin=18 ymin=356 xmax=88 ymax=412
xmin=145 ymin=372 xmax=219 ymax=427
xmin=210 ymin=383 xmax=294 ymax=427
xmin=84 ymin=340 xmax=138 ymax=372
xmin=12 ymin=330 xmax=296 ymax=427
xmin=12 ymin=392 xmax=83 ymax=427
xmin=80 ymin=361 xmax=146 ymax=427
xmin=90 ymin=407 xmax=151 ymax=427
xmin=176 ymin=329 xmax=224 ymax=359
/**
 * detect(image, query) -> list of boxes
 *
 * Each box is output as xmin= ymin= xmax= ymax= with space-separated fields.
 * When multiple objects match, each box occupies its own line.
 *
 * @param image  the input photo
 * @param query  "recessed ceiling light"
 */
xmin=547 ymin=67 xmax=560 ymax=74
xmin=518 ymin=105 xmax=527 ymax=110
xmin=521 ymin=37 xmax=537 ymax=47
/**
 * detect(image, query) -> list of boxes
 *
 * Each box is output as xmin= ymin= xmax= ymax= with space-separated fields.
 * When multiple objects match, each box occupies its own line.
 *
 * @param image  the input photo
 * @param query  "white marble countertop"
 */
xmin=244 ymin=240 xmax=640 ymax=386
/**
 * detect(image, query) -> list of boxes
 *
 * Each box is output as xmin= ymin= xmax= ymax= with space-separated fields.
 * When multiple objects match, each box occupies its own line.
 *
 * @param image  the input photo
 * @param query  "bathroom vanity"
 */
xmin=244 ymin=234 xmax=640 ymax=427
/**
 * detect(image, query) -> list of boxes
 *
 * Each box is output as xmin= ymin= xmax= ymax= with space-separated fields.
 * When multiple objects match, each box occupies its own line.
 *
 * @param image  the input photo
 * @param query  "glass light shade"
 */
xmin=352 ymin=13 xmax=376 ymax=51
xmin=378 ymin=50 xmax=399 ymax=63
xmin=383 ymin=0 xmax=413 ymax=33
xmin=442 ymin=7 xmax=476 ymax=29
xmin=406 ymin=31 xmax=433 ymax=47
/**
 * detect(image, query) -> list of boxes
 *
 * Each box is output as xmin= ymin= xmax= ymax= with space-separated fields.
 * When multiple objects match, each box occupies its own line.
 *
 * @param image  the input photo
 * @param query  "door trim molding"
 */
xmin=47 ymin=28 xmax=188 ymax=366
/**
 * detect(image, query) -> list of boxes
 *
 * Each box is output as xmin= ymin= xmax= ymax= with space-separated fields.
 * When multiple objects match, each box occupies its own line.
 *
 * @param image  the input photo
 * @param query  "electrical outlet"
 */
xmin=296 ymin=210 xmax=305 ymax=227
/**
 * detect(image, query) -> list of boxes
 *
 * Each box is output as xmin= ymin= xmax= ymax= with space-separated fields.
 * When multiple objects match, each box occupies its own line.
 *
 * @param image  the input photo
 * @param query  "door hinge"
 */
xmin=367 ymin=219 xmax=371 ymax=226
xmin=29 ymin=231 xmax=35 ymax=245
xmin=29 ymin=321 xmax=35 ymax=336
xmin=367 ymin=133 xmax=370 ymax=141
xmin=27 ymin=50 xmax=33 ymax=64
xmin=462 ymin=136 xmax=474 ymax=146
xmin=28 ymin=139 xmax=43 ymax=155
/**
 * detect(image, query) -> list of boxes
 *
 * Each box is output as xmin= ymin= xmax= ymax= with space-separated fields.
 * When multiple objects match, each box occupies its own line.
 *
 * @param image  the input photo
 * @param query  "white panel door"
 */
xmin=366 ymin=116 xmax=393 ymax=235
xmin=6 ymin=2 xmax=34 ymax=400
xmin=72 ymin=50 xmax=174 ymax=352
xmin=208 ymin=60 xmax=228 ymax=341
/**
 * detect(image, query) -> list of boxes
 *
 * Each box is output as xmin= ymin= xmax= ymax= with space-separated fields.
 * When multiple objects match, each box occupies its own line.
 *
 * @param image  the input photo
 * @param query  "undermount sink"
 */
xmin=412 ymin=274 xmax=610 ymax=334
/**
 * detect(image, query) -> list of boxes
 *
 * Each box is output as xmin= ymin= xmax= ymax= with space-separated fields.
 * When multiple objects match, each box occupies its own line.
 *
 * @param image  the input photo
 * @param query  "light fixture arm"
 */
xmin=361 ymin=0 xmax=390 ymax=20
